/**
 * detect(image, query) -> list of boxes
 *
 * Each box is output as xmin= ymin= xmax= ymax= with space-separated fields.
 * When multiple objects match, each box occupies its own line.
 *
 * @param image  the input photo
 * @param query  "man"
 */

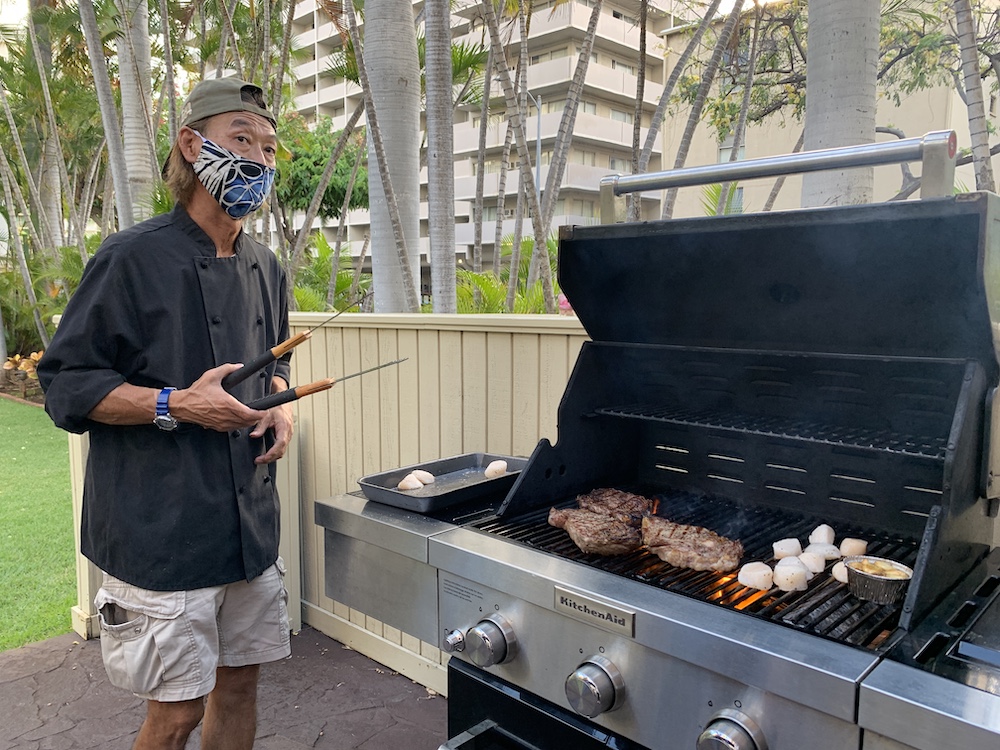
xmin=38 ymin=78 xmax=294 ymax=750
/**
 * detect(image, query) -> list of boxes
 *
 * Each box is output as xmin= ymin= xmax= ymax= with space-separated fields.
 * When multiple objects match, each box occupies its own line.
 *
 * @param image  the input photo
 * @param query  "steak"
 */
xmin=548 ymin=507 xmax=642 ymax=556
xmin=576 ymin=488 xmax=653 ymax=521
xmin=641 ymin=516 xmax=743 ymax=572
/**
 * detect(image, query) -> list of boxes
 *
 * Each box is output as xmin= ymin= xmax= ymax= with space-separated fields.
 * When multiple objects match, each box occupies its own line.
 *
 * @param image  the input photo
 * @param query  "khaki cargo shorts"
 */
xmin=94 ymin=559 xmax=290 ymax=702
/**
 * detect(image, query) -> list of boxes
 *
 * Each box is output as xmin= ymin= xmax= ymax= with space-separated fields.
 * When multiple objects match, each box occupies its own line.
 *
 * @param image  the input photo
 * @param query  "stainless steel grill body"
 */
xmin=434 ymin=193 xmax=1000 ymax=749
xmin=431 ymin=527 xmax=871 ymax=749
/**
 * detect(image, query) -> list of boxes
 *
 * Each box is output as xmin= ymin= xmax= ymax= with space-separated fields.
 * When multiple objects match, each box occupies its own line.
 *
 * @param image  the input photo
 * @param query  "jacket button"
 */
xmin=263 ymin=476 xmax=271 ymax=484
xmin=252 ymin=262 xmax=259 ymax=270
xmin=200 ymin=261 xmax=209 ymax=269
xmin=259 ymin=371 xmax=267 ymax=379
xmin=231 ymin=430 xmax=240 ymax=438
xmin=257 ymin=317 xmax=264 ymax=325
xmin=212 ymin=316 xmax=222 ymax=324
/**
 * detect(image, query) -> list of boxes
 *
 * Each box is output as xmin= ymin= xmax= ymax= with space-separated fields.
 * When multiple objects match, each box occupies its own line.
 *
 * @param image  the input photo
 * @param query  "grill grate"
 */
xmin=473 ymin=490 xmax=920 ymax=650
xmin=597 ymin=405 xmax=947 ymax=460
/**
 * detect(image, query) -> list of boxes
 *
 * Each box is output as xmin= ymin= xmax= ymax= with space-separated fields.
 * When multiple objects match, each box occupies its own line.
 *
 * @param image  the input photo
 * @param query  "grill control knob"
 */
xmin=465 ymin=614 xmax=517 ymax=667
xmin=442 ymin=629 xmax=465 ymax=653
xmin=696 ymin=710 xmax=767 ymax=750
xmin=564 ymin=655 xmax=625 ymax=718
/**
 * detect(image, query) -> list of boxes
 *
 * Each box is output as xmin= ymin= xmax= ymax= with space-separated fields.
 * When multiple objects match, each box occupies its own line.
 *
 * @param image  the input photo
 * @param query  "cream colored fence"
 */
xmin=68 ymin=313 xmax=588 ymax=692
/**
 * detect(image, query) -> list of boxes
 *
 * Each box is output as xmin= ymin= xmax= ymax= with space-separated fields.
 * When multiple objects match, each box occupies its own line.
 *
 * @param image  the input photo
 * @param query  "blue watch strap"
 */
xmin=156 ymin=387 xmax=176 ymax=417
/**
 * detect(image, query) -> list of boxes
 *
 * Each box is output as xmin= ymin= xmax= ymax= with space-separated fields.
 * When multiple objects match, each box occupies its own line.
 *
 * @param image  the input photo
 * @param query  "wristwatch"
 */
xmin=153 ymin=387 xmax=178 ymax=431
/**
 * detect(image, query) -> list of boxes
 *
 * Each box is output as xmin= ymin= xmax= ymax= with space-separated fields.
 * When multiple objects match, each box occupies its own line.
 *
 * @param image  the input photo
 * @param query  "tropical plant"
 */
xmin=456 ymin=233 xmax=560 ymax=314
xmin=293 ymin=231 xmax=371 ymax=312
xmin=701 ymin=183 xmax=745 ymax=216
xmin=275 ymin=114 xmax=369 ymax=227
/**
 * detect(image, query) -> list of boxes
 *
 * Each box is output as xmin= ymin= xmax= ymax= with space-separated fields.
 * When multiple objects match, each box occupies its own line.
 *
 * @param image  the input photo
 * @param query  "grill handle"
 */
xmin=600 ymin=130 xmax=957 ymax=223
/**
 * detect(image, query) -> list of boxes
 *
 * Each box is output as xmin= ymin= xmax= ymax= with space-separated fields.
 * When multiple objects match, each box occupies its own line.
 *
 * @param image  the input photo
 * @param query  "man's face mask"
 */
xmin=192 ymin=133 xmax=276 ymax=219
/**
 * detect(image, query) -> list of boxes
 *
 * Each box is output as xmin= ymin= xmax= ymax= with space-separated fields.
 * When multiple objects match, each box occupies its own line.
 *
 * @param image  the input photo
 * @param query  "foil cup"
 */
xmin=844 ymin=555 xmax=913 ymax=605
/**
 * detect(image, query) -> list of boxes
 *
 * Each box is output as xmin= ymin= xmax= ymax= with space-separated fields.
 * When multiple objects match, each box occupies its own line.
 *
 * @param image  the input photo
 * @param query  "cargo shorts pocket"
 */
xmin=95 ymin=584 xmax=185 ymax=697
xmin=275 ymin=556 xmax=290 ymax=629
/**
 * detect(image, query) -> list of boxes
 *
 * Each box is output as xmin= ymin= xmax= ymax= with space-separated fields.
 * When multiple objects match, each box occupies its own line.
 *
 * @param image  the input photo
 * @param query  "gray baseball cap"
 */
xmin=179 ymin=78 xmax=276 ymax=129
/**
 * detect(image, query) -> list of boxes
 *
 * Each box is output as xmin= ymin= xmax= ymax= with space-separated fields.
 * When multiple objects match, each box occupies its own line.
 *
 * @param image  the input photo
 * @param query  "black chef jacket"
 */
xmin=38 ymin=204 xmax=292 ymax=591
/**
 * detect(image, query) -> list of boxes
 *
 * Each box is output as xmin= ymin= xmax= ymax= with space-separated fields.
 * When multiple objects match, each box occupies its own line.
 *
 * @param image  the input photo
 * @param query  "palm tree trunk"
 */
xmin=0 ymin=166 xmax=49 ymax=347
xmin=288 ymin=101 xmax=364 ymax=297
xmin=115 ymin=0 xmax=156 ymax=219
xmin=954 ymin=0 xmax=995 ymax=191
xmin=662 ymin=1 xmax=745 ymax=220
xmin=801 ymin=0 xmax=879 ymax=206
xmin=334 ymin=131 xmax=366 ymax=258
xmin=0 ymin=83 xmax=52 ymax=249
xmin=348 ymin=1 xmax=420 ymax=312
xmin=426 ymin=0 xmax=457 ymax=313
xmin=0 ymin=149 xmax=44 ymax=252
xmin=80 ymin=0 xmax=135 ymax=230
xmin=472 ymin=47 xmax=493 ymax=275
xmin=718 ymin=5 xmax=762 ymax=214
xmin=158 ymin=0 xmax=178 ymax=144
xmin=627 ymin=0 xmax=647 ymax=222
xmin=25 ymin=18 xmax=88 ymax=260
xmin=638 ymin=0 xmax=723 ymax=175
xmin=495 ymin=120 xmax=513 ymax=277
xmin=482 ymin=0 xmax=554 ymax=312
xmin=763 ymin=130 xmax=804 ymax=211
xmin=540 ymin=0 xmax=602 ymax=233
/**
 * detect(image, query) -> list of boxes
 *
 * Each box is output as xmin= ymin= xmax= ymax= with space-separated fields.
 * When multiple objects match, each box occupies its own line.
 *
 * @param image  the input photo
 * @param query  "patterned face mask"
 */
xmin=192 ymin=133 xmax=276 ymax=219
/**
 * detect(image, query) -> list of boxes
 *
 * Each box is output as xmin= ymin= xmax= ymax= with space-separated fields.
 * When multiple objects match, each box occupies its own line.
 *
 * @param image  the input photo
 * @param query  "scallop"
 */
xmin=839 ymin=538 xmax=868 ymax=557
xmin=798 ymin=551 xmax=827 ymax=574
xmin=808 ymin=524 xmax=836 ymax=545
xmin=776 ymin=555 xmax=814 ymax=580
xmin=804 ymin=542 xmax=842 ymax=560
xmin=411 ymin=469 xmax=436 ymax=484
xmin=772 ymin=538 xmax=802 ymax=560
xmin=831 ymin=561 xmax=849 ymax=584
xmin=773 ymin=563 xmax=809 ymax=592
xmin=738 ymin=562 xmax=774 ymax=591
xmin=484 ymin=459 xmax=508 ymax=478
xmin=396 ymin=473 xmax=424 ymax=491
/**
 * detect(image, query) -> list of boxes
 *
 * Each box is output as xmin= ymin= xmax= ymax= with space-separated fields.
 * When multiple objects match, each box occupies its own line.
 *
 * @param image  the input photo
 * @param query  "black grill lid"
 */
xmin=559 ymin=193 xmax=1000 ymax=379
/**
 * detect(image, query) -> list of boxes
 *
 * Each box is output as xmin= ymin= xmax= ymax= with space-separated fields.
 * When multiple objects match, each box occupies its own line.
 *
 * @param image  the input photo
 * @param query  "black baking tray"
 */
xmin=358 ymin=453 xmax=527 ymax=513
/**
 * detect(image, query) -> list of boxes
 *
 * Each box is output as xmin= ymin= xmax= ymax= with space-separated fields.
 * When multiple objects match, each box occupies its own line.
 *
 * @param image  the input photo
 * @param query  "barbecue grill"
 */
xmin=429 ymin=135 xmax=1000 ymax=749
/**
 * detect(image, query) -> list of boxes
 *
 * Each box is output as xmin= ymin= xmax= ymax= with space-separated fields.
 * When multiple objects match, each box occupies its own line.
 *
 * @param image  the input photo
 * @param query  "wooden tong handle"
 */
xmin=245 ymin=378 xmax=334 ymax=410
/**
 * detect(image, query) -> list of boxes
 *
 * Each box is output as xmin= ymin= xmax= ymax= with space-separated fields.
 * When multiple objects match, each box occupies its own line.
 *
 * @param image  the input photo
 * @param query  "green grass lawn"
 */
xmin=0 ymin=395 xmax=75 ymax=651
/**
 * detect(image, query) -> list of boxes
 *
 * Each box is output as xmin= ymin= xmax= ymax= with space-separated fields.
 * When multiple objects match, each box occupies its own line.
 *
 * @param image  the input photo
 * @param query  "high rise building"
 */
xmin=290 ymin=1 xmax=679 ymax=284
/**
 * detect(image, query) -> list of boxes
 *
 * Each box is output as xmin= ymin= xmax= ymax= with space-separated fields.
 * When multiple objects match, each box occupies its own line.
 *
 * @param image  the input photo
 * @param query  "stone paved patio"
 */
xmin=0 ymin=626 xmax=447 ymax=750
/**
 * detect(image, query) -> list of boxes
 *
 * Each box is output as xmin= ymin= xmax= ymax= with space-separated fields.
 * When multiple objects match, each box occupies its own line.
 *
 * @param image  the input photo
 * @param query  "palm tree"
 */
xmin=351 ymin=0 xmax=421 ymax=312
xmin=662 ymin=0 xmax=745 ymax=220
xmin=717 ymin=3 xmax=763 ymax=215
xmin=79 ymin=0 xmax=134 ymax=230
xmin=953 ymin=0 xmax=995 ymax=192
xmin=637 ymin=0 xmax=723 ymax=177
xmin=425 ymin=0 xmax=456 ymax=312
xmin=800 ymin=0 xmax=879 ymax=206
xmin=627 ymin=0 xmax=647 ymax=223
xmin=114 ymin=0 xmax=156 ymax=220
xmin=481 ymin=0 xmax=555 ymax=313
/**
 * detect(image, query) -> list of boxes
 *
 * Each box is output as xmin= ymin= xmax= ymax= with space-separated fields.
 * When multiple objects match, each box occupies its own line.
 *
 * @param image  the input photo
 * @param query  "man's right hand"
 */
xmin=169 ymin=363 xmax=267 ymax=432
xmin=86 ymin=364 xmax=267 ymax=430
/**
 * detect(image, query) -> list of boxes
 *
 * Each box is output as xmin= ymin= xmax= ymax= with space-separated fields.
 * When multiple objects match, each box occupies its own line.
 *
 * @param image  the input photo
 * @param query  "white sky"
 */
xmin=0 ymin=0 xmax=26 ymax=26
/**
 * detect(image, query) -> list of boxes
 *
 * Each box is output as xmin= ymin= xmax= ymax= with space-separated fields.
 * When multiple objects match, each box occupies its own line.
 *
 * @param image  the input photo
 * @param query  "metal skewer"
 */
xmin=222 ymin=291 xmax=372 ymax=390
xmin=245 ymin=358 xmax=407 ymax=410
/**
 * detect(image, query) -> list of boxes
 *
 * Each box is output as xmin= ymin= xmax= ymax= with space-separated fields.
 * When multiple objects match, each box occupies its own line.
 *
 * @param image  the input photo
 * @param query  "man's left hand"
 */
xmin=251 ymin=378 xmax=294 ymax=464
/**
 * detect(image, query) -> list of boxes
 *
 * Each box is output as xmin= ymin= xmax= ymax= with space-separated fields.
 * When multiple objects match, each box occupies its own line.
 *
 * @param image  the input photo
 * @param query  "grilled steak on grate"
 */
xmin=547 ymin=488 xmax=653 ymax=555
xmin=547 ymin=507 xmax=642 ymax=555
xmin=641 ymin=515 xmax=743 ymax=572
xmin=576 ymin=488 xmax=653 ymax=520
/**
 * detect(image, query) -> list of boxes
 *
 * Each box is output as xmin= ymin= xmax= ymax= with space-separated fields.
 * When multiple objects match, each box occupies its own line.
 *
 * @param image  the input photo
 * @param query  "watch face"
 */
xmin=153 ymin=414 xmax=178 ymax=431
